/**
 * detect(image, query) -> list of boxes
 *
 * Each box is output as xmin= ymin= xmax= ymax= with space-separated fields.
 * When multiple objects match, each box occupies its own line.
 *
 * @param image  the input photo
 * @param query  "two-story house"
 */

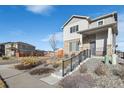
xmin=0 ymin=42 xmax=35 ymax=57
xmin=62 ymin=12 xmax=118 ymax=56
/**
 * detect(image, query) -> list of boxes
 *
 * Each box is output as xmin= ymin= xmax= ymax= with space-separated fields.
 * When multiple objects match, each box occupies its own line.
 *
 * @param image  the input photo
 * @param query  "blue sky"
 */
xmin=0 ymin=5 xmax=124 ymax=51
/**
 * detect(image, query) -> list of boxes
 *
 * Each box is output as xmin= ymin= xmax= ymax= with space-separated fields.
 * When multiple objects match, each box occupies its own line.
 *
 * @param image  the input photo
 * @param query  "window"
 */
xmin=70 ymin=27 xmax=72 ymax=33
xmin=98 ymin=20 xmax=103 ymax=26
xmin=69 ymin=41 xmax=79 ymax=52
xmin=76 ymin=41 xmax=79 ymax=51
xmin=70 ymin=25 xmax=79 ymax=33
xmin=76 ymin=25 xmax=78 ymax=31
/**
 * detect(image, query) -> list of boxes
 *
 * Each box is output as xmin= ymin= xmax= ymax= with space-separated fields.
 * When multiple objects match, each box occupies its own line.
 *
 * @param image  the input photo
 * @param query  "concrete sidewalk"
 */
xmin=0 ymin=64 xmax=55 ymax=88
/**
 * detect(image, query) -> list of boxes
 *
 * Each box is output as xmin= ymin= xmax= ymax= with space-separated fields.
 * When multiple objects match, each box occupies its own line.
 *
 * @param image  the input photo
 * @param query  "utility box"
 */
xmin=104 ymin=55 xmax=110 ymax=64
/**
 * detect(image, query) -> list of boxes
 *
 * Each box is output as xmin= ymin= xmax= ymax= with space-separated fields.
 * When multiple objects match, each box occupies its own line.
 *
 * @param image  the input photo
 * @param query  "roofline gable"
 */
xmin=61 ymin=15 xmax=90 ymax=29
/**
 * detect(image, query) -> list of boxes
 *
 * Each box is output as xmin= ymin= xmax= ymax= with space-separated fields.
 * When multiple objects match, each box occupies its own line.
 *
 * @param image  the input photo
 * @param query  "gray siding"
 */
xmin=89 ymin=16 xmax=116 ymax=29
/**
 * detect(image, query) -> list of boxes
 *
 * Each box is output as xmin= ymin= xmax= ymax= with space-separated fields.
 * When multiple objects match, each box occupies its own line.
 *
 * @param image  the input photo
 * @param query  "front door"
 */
xmin=90 ymin=41 xmax=96 ymax=56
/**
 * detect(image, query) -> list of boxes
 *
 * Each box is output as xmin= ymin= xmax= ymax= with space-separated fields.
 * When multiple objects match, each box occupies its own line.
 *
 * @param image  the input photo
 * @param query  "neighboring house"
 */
xmin=62 ymin=12 xmax=118 ymax=56
xmin=0 ymin=44 xmax=5 ymax=56
xmin=0 ymin=42 xmax=35 ymax=57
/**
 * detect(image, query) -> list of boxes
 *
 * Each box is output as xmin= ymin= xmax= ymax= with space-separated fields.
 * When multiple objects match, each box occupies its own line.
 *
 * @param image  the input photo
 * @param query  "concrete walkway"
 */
xmin=0 ymin=64 xmax=55 ymax=88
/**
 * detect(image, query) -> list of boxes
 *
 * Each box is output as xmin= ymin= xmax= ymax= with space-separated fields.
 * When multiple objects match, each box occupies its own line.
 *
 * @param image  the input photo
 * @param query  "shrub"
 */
xmin=2 ymin=56 xmax=9 ymax=60
xmin=59 ymin=74 xmax=95 ymax=88
xmin=113 ymin=68 xmax=124 ymax=80
xmin=95 ymin=63 xmax=108 ymax=76
xmin=79 ymin=64 xmax=87 ymax=73
xmin=30 ymin=68 xmax=54 ymax=75
xmin=21 ymin=57 xmax=38 ymax=65
xmin=15 ymin=58 xmax=45 ymax=70
xmin=53 ymin=63 xmax=59 ymax=68
xmin=15 ymin=64 xmax=37 ymax=70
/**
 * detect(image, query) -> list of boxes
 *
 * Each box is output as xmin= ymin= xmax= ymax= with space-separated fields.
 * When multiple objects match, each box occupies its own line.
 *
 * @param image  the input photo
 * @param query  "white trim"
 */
xmin=61 ymin=15 xmax=89 ymax=29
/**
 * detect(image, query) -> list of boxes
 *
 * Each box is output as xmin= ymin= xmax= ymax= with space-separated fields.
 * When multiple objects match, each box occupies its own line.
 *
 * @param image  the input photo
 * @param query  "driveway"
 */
xmin=0 ymin=64 xmax=56 ymax=88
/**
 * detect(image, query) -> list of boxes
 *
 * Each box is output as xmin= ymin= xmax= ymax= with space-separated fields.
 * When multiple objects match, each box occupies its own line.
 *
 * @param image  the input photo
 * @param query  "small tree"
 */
xmin=49 ymin=33 xmax=57 ymax=61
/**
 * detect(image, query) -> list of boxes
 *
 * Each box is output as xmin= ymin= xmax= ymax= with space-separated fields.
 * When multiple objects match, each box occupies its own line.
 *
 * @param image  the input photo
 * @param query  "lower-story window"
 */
xmin=69 ymin=41 xmax=79 ymax=52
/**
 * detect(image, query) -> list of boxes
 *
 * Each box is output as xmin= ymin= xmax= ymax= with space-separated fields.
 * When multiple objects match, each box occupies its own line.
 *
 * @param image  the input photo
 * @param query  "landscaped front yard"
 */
xmin=3 ymin=56 xmax=124 ymax=88
xmin=59 ymin=58 xmax=124 ymax=88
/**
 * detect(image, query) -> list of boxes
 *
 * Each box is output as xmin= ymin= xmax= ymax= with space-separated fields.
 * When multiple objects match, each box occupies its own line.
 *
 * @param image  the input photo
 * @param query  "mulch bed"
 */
xmin=30 ymin=68 xmax=55 ymax=75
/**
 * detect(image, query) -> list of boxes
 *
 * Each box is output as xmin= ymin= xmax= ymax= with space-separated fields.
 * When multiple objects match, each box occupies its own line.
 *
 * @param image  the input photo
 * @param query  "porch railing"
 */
xmin=62 ymin=49 xmax=91 ymax=77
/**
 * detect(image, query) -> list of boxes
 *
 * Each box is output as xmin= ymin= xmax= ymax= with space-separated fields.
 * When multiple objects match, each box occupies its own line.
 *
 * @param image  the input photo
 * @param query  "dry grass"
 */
xmin=59 ymin=74 xmax=95 ymax=88
xmin=95 ymin=63 xmax=108 ymax=76
xmin=47 ymin=59 xmax=64 ymax=68
xmin=0 ymin=80 xmax=6 ymax=88
xmin=0 ymin=75 xmax=7 ymax=88
xmin=30 ymin=68 xmax=54 ymax=75
xmin=15 ymin=57 xmax=45 ymax=70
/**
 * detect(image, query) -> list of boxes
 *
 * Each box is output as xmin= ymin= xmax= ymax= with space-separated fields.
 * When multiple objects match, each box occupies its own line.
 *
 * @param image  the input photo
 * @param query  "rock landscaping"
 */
xmin=59 ymin=58 xmax=124 ymax=88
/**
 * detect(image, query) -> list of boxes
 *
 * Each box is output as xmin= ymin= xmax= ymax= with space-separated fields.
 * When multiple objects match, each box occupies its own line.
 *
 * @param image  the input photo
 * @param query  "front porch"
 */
xmin=78 ymin=23 xmax=117 ymax=56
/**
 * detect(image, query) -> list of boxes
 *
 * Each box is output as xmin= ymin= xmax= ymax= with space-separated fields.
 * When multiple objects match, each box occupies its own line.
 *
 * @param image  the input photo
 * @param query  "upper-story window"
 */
xmin=97 ymin=20 xmax=103 ymax=26
xmin=70 ymin=25 xmax=79 ymax=33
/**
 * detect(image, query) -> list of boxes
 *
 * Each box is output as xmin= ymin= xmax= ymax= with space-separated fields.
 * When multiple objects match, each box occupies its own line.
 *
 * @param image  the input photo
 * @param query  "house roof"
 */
xmin=91 ymin=11 xmax=117 ymax=22
xmin=16 ymin=42 xmax=35 ymax=47
xmin=61 ymin=15 xmax=90 ymax=28
xmin=62 ymin=12 xmax=117 ymax=29
xmin=0 ymin=41 xmax=35 ymax=48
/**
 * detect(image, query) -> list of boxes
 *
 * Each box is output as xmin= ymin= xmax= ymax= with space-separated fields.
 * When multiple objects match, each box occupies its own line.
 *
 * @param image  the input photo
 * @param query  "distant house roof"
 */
xmin=0 ymin=42 xmax=13 ymax=45
xmin=0 ymin=41 xmax=35 ymax=48
xmin=16 ymin=42 xmax=35 ymax=48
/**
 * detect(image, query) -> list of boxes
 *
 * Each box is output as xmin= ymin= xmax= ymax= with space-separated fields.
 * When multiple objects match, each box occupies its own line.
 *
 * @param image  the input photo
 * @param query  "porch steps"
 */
xmin=51 ymin=58 xmax=90 ymax=79
xmin=40 ymin=75 xmax=61 ymax=85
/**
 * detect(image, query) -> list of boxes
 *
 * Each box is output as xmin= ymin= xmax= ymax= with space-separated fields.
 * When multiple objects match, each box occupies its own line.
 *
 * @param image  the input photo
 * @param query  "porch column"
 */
xmin=107 ymin=27 xmax=113 ymax=56
xmin=79 ymin=34 xmax=83 ymax=51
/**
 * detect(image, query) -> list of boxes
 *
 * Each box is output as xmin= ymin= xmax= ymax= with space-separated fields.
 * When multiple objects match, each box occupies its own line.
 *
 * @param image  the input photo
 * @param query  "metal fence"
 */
xmin=62 ymin=49 xmax=91 ymax=77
